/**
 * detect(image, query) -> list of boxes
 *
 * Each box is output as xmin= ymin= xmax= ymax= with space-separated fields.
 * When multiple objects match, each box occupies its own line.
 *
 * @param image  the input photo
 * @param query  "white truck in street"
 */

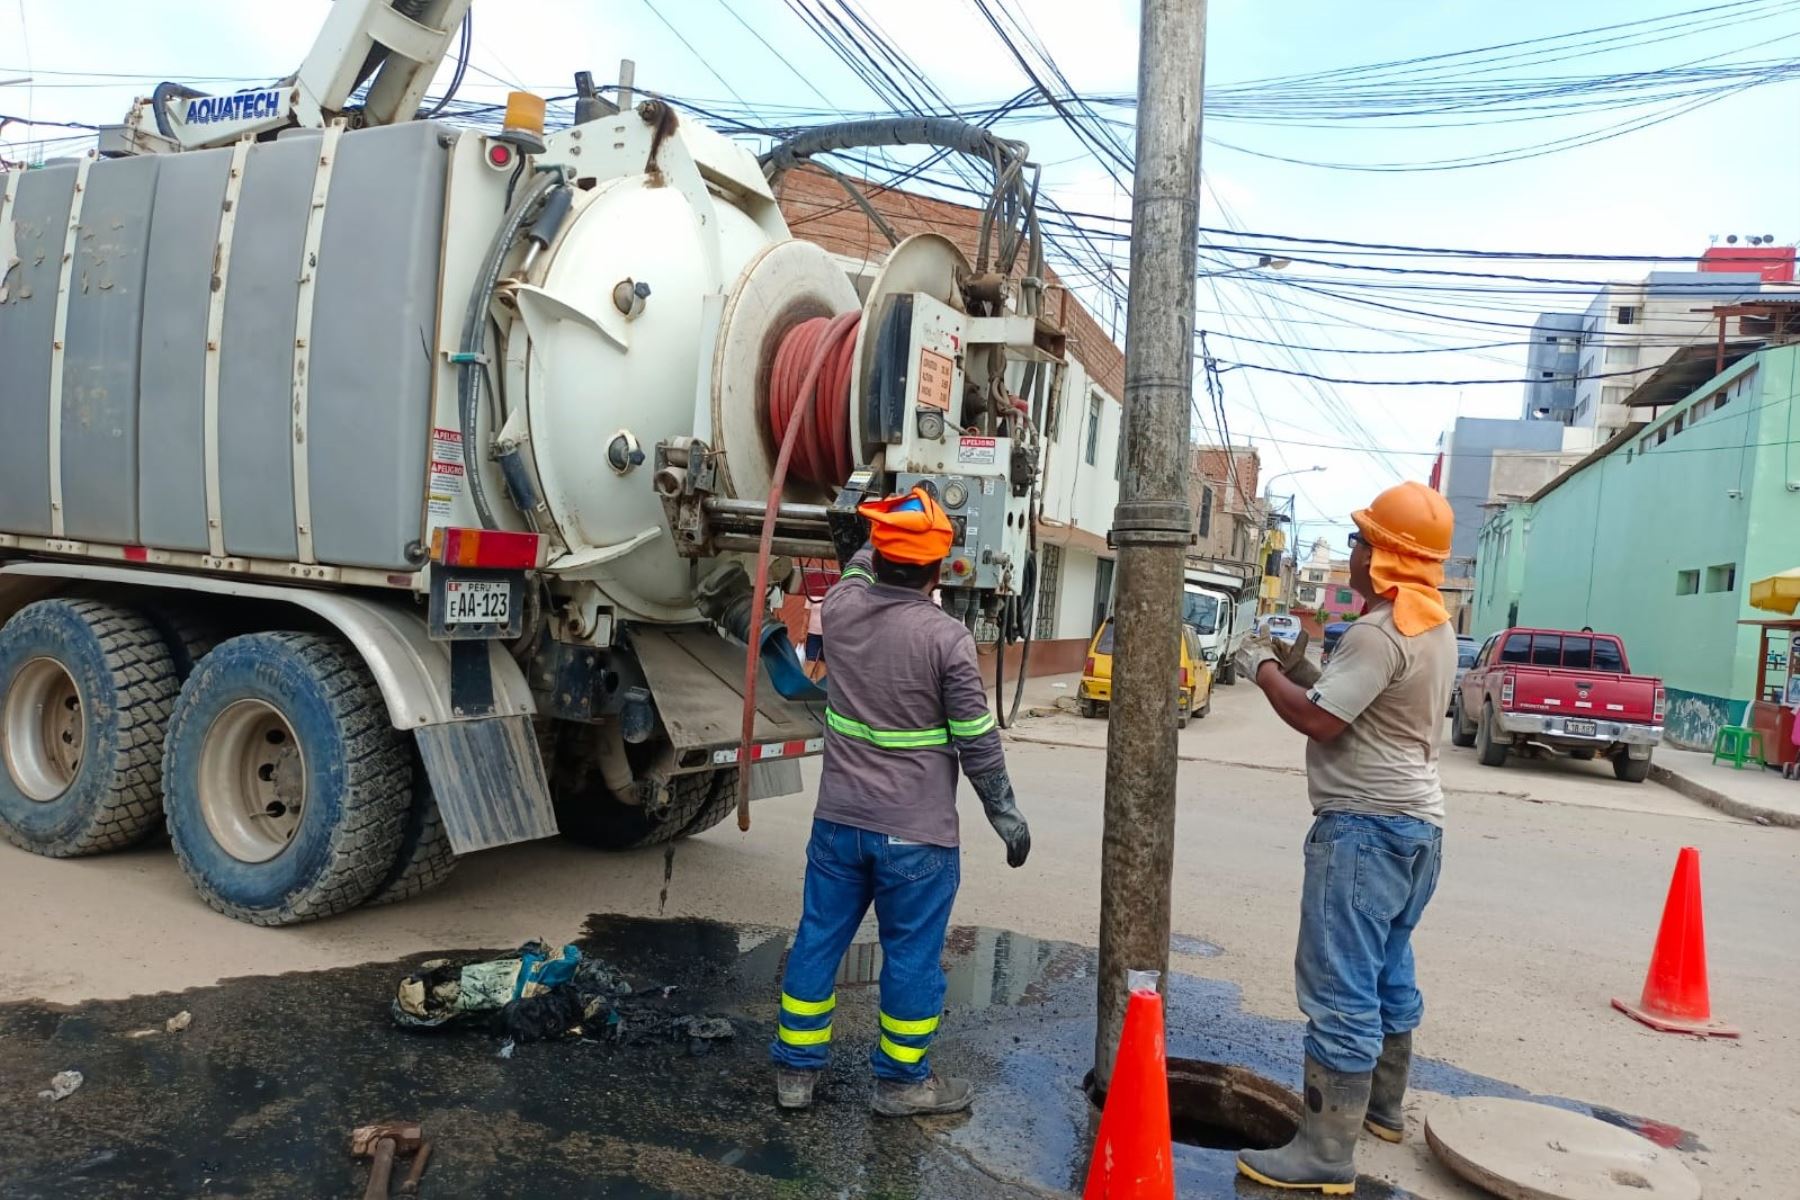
xmin=0 ymin=0 xmax=1055 ymax=924
xmin=1181 ymin=562 xmax=1258 ymax=685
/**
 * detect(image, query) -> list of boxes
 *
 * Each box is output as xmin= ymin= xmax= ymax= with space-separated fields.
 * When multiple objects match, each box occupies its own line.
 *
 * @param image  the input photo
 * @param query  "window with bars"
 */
xmin=1035 ymin=544 xmax=1062 ymax=641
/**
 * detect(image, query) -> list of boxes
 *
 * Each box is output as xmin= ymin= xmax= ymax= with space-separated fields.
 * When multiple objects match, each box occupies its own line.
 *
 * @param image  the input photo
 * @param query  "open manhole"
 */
xmin=1085 ymin=1059 xmax=1301 ymax=1152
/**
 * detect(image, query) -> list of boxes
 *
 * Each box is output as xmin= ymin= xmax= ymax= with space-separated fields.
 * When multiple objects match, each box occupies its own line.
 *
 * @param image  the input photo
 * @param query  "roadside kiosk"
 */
xmin=1742 ymin=567 xmax=1800 ymax=772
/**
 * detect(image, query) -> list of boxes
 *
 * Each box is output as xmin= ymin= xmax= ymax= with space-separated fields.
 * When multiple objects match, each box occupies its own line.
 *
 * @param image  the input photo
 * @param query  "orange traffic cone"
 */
xmin=1611 ymin=847 xmax=1739 ymax=1038
xmin=1084 ymin=973 xmax=1175 ymax=1200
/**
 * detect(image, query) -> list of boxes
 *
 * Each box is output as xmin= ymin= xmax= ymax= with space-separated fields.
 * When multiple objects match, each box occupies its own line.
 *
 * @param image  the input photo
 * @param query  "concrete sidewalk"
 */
xmin=1651 ymin=745 xmax=1800 ymax=827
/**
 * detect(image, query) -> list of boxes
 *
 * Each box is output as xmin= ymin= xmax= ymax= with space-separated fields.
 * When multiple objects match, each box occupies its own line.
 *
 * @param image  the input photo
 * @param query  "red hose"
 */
xmin=736 ymin=312 xmax=862 ymax=831
xmin=768 ymin=314 xmax=860 ymax=489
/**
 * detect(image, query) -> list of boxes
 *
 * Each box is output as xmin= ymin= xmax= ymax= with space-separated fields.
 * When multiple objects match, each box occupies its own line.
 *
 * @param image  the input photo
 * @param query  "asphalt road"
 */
xmin=0 ymin=681 xmax=1791 ymax=1198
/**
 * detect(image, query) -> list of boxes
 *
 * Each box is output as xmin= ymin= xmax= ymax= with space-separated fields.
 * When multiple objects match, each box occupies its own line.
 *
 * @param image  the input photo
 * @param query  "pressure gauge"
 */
xmin=942 ymin=480 xmax=969 ymax=510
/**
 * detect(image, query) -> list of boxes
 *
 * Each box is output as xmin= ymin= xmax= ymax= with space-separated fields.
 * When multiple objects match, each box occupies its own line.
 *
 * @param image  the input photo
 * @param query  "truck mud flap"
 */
xmin=415 ymin=714 xmax=559 ymax=854
xmin=629 ymin=626 xmax=823 ymax=772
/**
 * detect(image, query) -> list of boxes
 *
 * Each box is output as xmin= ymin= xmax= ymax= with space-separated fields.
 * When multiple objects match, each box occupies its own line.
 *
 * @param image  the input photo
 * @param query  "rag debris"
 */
xmin=38 ymin=1071 xmax=83 ymax=1102
xmin=390 ymin=940 xmax=735 ymax=1050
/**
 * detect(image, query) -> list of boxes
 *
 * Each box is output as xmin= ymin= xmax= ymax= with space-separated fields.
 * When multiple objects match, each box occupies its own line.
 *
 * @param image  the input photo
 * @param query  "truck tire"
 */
xmin=1218 ymin=659 xmax=1237 ymax=686
xmin=0 ymin=599 xmax=179 ymax=857
xmin=1449 ymin=695 xmax=1477 ymax=748
xmin=364 ymin=760 xmax=458 ymax=907
xmin=1613 ymin=750 xmax=1652 ymax=784
xmin=1475 ymin=703 xmax=1509 ymax=768
xmin=139 ymin=601 xmax=230 ymax=682
xmin=554 ymin=767 xmax=737 ymax=850
xmin=162 ymin=633 xmax=410 ymax=925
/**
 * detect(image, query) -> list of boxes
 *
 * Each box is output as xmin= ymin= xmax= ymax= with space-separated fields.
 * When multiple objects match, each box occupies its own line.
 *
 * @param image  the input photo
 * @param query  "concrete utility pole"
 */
xmin=1095 ymin=0 xmax=1205 ymax=1089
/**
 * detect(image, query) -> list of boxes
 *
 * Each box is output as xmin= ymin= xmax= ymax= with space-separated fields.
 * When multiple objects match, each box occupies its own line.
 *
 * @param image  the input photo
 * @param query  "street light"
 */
xmin=1262 ymin=464 xmax=1325 ymax=508
xmin=1198 ymin=253 xmax=1291 ymax=280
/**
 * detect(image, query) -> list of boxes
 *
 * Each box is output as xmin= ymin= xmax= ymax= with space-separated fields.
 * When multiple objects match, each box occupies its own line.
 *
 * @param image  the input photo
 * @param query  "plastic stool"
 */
xmin=1710 ymin=726 xmax=1765 ymax=769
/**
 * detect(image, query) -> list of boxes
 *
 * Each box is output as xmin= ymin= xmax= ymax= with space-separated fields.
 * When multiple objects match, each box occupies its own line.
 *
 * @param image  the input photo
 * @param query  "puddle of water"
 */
xmin=0 ymin=915 xmax=1700 ymax=1200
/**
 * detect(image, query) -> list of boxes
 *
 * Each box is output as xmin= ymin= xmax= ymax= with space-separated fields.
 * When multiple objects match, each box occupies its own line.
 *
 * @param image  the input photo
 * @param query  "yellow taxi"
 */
xmin=1077 ymin=618 xmax=1213 ymax=728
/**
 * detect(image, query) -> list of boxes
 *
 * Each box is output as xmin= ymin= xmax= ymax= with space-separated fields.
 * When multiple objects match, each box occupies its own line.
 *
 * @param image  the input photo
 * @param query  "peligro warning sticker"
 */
xmin=958 ymin=435 xmax=997 ymax=465
xmin=428 ymin=427 xmax=465 ymax=519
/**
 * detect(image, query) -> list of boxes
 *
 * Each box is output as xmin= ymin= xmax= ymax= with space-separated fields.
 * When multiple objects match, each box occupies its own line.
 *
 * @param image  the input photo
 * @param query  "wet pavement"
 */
xmin=0 ymin=915 xmax=1697 ymax=1199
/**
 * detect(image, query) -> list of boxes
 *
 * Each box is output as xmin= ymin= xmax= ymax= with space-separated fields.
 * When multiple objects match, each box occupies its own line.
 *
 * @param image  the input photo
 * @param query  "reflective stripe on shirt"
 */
xmin=948 ymin=712 xmax=996 ymax=739
xmin=825 ymin=706 xmax=949 ymax=749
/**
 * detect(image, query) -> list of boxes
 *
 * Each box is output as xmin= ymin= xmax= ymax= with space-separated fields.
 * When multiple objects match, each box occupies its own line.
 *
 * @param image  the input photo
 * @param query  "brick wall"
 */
xmin=1187 ymin=444 xmax=1262 ymax=563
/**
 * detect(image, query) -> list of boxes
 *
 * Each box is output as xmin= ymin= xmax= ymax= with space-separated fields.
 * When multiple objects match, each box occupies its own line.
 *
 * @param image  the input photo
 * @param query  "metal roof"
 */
xmin=1620 ymin=342 xmax=1762 ymax=409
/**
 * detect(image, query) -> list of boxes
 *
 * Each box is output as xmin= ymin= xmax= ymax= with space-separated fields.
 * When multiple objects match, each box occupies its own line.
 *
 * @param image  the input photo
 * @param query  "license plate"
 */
xmin=1564 ymin=719 xmax=1597 ymax=737
xmin=443 ymin=579 xmax=511 ymax=625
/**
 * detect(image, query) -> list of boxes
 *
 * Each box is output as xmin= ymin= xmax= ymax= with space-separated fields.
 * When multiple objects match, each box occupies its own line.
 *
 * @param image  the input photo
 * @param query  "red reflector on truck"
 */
xmin=122 ymin=546 xmax=149 ymax=562
xmin=712 ymin=738 xmax=825 ymax=765
xmin=430 ymin=527 xmax=543 ymax=569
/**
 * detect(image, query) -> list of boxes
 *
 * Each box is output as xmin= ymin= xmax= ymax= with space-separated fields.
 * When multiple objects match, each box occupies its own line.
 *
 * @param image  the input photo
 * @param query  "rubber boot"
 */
xmin=1236 ymin=1057 xmax=1371 ymax=1195
xmin=775 ymin=1069 xmax=818 ymax=1110
xmin=871 ymin=1073 xmax=974 ymax=1117
xmin=1363 ymin=1032 xmax=1411 ymax=1143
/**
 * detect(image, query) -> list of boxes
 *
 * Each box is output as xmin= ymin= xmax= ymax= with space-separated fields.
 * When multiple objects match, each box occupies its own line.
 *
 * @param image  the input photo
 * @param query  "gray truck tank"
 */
xmin=0 ymin=121 xmax=450 ymax=570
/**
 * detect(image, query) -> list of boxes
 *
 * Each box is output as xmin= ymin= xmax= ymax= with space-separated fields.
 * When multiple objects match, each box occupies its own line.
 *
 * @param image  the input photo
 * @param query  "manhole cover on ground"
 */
xmin=1086 ymin=1058 xmax=1300 ymax=1152
xmin=1426 ymin=1097 xmax=1701 ymax=1200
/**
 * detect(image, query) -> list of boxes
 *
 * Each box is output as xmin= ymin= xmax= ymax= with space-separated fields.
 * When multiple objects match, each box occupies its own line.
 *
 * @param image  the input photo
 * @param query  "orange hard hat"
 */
xmin=858 ymin=486 xmax=955 ymax=565
xmin=1352 ymin=481 xmax=1453 ymax=561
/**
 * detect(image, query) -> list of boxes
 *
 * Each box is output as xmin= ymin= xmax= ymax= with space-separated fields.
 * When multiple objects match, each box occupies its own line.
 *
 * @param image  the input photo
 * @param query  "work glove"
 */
xmin=1235 ymin=632 xmax=1280 ymax=685
xmin=1275 ymin=629 xmax=1320 ymax=689
xmin=969 ymin=769 xmax=1031 ymax=868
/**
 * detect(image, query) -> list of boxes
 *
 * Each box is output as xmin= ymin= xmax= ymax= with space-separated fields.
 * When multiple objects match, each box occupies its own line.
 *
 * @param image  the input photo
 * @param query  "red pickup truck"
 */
xmin=1451 ymin=627 xmax=1665 ymax=782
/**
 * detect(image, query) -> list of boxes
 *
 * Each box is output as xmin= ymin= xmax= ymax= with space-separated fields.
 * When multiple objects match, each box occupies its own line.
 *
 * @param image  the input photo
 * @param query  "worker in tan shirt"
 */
xmin=1234 ymin=481 xmax=1457 ymax=1195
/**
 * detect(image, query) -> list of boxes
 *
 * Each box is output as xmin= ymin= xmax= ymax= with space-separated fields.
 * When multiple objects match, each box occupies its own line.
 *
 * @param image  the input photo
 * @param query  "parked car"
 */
xmin=1451 ymin=627 xmax=1664 ymax=782
xmin=1256 ymin=613 xmax=1303 ymax=645
xmin=1079 ymin=618 xmax=1213 ymax=728
xmin=1320 ymin=620 xmax=1353 ymax=665
xmin=1449 ymin=636 xmax=1480 ymax=715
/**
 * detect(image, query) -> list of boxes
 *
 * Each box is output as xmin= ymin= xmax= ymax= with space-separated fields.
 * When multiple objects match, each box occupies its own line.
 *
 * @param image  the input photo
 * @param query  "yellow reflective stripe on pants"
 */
xmin=781 ymin=991 xmax=836 ymax=1017
xmin=777 ymin=1025 xmax=832 ymax=1046
xmin=879 ymin=1011 xmax=941 ymax=1037
xmin=878 ymin=1035 xmax=928 ymax=1064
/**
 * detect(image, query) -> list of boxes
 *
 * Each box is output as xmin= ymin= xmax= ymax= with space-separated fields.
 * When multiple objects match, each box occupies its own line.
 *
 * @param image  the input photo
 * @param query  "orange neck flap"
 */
xmin=1367 ymin=546 xmax=1451 ymax=636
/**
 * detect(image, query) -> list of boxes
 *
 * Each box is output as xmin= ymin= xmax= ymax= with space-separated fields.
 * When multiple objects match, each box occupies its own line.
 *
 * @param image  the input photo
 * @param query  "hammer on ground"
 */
xmin=350 ymin=1121 xmax=422 ymax=1200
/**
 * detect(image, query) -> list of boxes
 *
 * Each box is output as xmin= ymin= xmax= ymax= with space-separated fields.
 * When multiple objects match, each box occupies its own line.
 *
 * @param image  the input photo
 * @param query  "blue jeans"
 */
xmin=771 ymin=818 xmax=960 ymax=1083
xmin=1296 ymin=812 xmax=1443 ymax=1073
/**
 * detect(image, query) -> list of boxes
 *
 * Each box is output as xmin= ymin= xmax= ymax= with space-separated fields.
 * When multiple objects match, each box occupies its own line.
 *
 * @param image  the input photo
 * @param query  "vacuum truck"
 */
xmin=0 ymin=0 xmax=1056 ymax=924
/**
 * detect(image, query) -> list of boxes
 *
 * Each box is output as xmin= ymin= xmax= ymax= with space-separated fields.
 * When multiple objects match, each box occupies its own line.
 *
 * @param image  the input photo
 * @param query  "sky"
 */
xmin=4 ymin=0 xmax=1797 ymax=541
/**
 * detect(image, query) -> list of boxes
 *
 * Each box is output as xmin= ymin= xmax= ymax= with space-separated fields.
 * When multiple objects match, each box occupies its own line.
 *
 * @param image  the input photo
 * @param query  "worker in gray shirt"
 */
xmin=770 ymin=487 xmax=1030 ymax=1116
xmin=1234 ymin=481 xmax=1457 ymax=1195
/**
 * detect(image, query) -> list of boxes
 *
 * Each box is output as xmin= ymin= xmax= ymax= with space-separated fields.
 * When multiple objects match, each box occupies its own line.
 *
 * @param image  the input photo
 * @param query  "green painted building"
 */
xmin=1473 ymin=343 xmax=1800 ymax=749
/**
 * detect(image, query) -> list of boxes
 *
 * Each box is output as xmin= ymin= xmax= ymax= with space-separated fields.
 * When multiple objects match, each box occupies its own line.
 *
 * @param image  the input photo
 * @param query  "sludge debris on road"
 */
xmin=0 ymin=915 xmax=1695 ymax=1199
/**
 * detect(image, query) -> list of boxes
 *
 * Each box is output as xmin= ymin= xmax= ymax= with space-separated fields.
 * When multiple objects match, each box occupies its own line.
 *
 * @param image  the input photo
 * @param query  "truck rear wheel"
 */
xmin=364 ymin=760 xmax=458 ymax=907
xmin=162 ymin=633 xmax=409 ymax=925
xmin=1449 ymin=695 xmax=1477 ymax=748
xmin=1475 ymin=703 xmax=1509 ymax=768
xmin=1613 ymin=750 xmax=1652 ymax=784
xmin=554 ymin=767 xmax=738 ymax=851
xmin=138 ymin=600 xmax=231 ymax=682
xmin=0 ymin=599 xmax=179 ymax=857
